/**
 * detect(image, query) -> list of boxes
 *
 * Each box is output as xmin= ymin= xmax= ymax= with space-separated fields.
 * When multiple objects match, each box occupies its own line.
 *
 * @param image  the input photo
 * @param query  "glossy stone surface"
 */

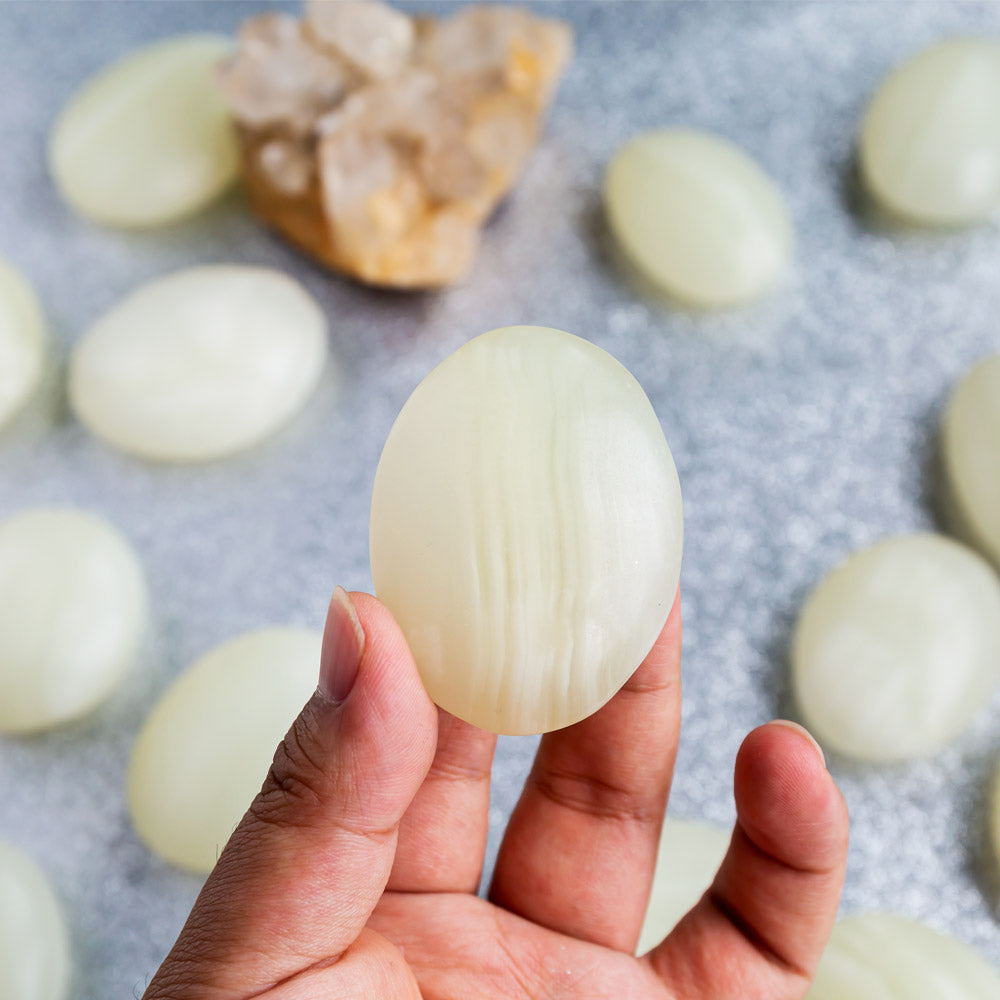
xmin=637 ymin=818 xmax=730 ymax=955
xmin=0 ymin=257 xmax=46 ymax=430
xmin=792 ymin=533 xmax=1000 ymax=761
xmin=0 ymin=507 xmax=147 ymax=733
xmin=860 ymin=39 xmax=1000 ymax=225
xmin=0 ymin=842 xmax=71 ymax=1000
xmin=370 ymin=325 xmax=683 ymax=734
xmin=69 ymin=265 xmax=328 ymax=462
xmin=604 ymin=128 xmax=793 ymax=307
xmin=128 ymin=628 xmax=321 ymax=873
xmin=807 ymin=913 xmax=1000 ymax=998
xmin=942 ymin=353 xmax=1000 ymax=568
xmin=49 ymin=34 xmax=239 ymax=227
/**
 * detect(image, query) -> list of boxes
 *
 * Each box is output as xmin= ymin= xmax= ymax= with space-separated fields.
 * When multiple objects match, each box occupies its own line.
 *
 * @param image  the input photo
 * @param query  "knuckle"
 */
xmin=248 ymin=700 xmax=331 ymax=831
xmin=532 ymin=765 xmax=661 ymax=826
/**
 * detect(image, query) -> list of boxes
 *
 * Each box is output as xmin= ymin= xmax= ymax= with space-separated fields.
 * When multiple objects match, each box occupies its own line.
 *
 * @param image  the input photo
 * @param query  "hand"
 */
xmin=144 ymin=588 xmax=848 ymax=1000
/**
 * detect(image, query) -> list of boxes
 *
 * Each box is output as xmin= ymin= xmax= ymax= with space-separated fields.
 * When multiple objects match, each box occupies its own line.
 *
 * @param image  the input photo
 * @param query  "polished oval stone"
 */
xmin=942 ymin=353 xmax=1000 ymax=568
xmin=604 ymin=128 xmax=793 ymax=308
xmin=991 ymin=758 xmax=1000 ymax=878
xmin=792 ymin=533 xmax=1000 ymax=761
xmin=807 ymin=913 xmax=1000 ymax=999
xmin=0 ymin=842 xmax=71 ymax=1000
xmin=0 ymin=257 xmax=46 ymax=430
xmin=69 ymin=265 xmax=328 ymax=462
xmin=49 ymin=35 xmax=239 ymax=227
xmin=128 ymin=628 xmax=321 ymax=873
xmin=637 ymin=818 xmax=730 ymax=955
xmin=860 ymin=39 xmax=1000 ymax=225
xmin=0 ymin=507 xmax=147 ymax=734
xmin=370 ymin=325 xmax=683 ymax=735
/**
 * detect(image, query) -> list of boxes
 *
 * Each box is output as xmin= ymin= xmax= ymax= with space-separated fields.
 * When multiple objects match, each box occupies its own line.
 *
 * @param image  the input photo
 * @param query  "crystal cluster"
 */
xmin=217 ymin=1 xmax=572 ymax=288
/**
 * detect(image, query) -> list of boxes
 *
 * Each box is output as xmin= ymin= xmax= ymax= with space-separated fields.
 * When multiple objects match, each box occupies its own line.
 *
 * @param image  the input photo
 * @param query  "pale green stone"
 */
xmin=0 ymin=508 xmax=147 ymax=734
xmin=128 ymin=629 xmax=322 ymax=873
xmin=637 ymin=818 xmax=729 ymax=955
xmin=792 ymin=534 xmax=1000 ymax=761
xmin=69 ymin=265 xmax=328 ymax=462
xmin=860 ymin=40 xmax=1000 ymax=225
xmin=604 ymin=129 xmax=793 ymax=308
xmin=942 ymin=353 xmax=1000 ymax=569
xmin=808 ymin=914 xmax=1000 ymax=999
xmin=0 ymin=842 xmax=70 ymax=1000
xmin=49 ymin=35 xmax=239 ymax=227
xmin=370 ymin=326 xmax=683 ymax=735
xmin=0 ymin=257 xmax=46 ymax=430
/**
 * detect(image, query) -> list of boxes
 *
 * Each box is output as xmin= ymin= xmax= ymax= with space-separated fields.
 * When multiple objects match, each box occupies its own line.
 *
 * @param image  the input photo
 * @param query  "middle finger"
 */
xmin=388 ymin=707 xmax=497 ymax=893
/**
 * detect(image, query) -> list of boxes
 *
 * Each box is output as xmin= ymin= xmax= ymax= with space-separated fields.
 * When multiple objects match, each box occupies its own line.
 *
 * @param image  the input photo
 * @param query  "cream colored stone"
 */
xmin=369 ymin=326 xmax=683 ymax=735
xmin=128 ymin=628 xmax=321 ymax=873
xmin=217 ymin=3 xmax=571 ymax=287
xmin=0 ymin=257 xmax=46 ymax=430
xmin=0 ymin=507 xmax=147 ymax=734
xmin=604 ymin=128 xmax=793 ymax=308
xmin=637 ymin=818 xmax=729 ymax=955
xmin=49 ymin=35 xmax=239 ymax=227
xmin=792 ymin=534 xmax=1000 ymax=761
xmin=0 ymin=842 xmax=71 ymax=1000
xmin=991 ymin=758 xmax=1000 ymax=881
xmin=942 ymin=353 xmax=1000 ymax=569
xmin=69 ymin=265 xmax=328 ymax=462
xmin=860 ymin=39 xmax=1000 ymax=225
xmin=807 ymin=913 xmax=1000 ymax=998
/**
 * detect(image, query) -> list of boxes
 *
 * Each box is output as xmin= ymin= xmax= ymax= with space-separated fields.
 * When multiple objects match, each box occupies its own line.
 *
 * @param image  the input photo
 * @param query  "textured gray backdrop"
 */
xmin=2 ymin=2 xmax=1000 ymax=996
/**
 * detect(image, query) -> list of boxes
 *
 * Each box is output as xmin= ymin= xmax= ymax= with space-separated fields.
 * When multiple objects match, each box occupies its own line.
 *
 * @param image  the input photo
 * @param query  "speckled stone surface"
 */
xmin=2 ymin=2 xmax=1000 ymax=996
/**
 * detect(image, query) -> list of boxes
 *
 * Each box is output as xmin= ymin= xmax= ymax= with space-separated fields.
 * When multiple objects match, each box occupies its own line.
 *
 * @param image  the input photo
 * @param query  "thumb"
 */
xmin=145 ymin=589 xmax=438 ymax=1000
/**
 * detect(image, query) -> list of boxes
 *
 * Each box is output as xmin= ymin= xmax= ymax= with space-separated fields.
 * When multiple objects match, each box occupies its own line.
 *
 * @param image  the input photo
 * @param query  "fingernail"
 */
xmin=318 ymin=587 xmax=365 ymax=703
xmin=770 ymin=719 xmax=826 ymax=768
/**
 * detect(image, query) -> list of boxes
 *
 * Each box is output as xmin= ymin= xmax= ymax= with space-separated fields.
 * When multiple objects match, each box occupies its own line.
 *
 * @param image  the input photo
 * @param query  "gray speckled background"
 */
xmin=2 ymin=1 xmax=1000 ymax=995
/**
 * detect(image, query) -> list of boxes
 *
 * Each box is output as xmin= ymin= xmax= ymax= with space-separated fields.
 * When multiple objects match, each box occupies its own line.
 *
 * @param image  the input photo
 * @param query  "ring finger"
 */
xmin=488 ymin=590 xmax=683 ymax=952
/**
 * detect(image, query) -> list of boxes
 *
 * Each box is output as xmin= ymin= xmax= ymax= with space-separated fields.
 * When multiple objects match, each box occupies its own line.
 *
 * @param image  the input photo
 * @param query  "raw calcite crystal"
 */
xmin=217 ymin=1 xmax=572 ymax=288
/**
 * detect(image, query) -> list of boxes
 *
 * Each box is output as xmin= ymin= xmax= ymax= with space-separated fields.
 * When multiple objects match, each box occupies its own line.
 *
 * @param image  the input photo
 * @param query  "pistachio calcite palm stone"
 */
xmin=217 ymin=1 xmax=572 ymax=288
xmin=370 ymin=326 xmax=683 ymax=735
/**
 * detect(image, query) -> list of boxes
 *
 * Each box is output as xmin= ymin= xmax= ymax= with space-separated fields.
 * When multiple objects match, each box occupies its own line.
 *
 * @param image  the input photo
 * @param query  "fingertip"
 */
xmin=318 ymin=586 xmax=366 ymax=703
xmin=734 ymin=721 xmax=848 ymax=874
xmin=342 ymin=591 xmax=438 ymax=770
xmin=648 ymin=721 xmax=848 ymax=994
xmin=768 ymin=719 xmax=825 ymax=767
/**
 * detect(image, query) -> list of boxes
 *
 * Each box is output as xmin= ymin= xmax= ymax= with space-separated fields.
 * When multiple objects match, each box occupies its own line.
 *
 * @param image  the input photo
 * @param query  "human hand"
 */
xmin=143 ymin=588 xmax=848 ymax=1000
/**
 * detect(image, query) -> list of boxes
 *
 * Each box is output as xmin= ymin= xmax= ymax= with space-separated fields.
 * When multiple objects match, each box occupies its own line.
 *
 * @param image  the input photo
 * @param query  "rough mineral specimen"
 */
xmin=217 ymin=1 xmax=572 ymax=288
